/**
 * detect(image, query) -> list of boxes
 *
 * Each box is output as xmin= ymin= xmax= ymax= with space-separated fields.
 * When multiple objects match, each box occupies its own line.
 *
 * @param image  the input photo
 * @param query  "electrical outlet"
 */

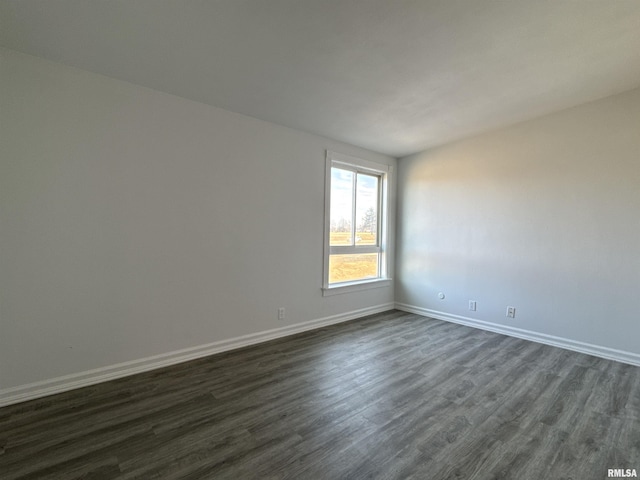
xmin=469 ymin=300 xmax=476 ymax=311
xmin=506 ymin=306 xmax=516 ymax=318
xmin=278 ymin=307 xmax=285 ymax=320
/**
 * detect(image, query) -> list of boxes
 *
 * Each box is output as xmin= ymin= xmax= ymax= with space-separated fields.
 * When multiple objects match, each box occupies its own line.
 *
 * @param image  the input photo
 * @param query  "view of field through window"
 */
xmin=329 ymin=167 xmax=380 ymax=284
xmin=328 ymin=247 xmax=378 ymax=284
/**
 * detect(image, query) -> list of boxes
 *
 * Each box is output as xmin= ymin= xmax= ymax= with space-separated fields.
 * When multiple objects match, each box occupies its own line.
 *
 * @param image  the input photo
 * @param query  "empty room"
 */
xmin=1 ymin=1 xmax=639 ymax=479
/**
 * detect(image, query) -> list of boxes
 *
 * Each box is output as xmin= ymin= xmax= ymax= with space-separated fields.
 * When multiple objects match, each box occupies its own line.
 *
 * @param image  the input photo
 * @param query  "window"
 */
xmin=323 ymin=151 xmax=391 ymax=295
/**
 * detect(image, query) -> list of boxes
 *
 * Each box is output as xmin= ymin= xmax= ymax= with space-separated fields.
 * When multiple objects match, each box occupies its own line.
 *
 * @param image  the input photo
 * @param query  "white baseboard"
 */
xmin=395 ymin=303 xmax=640 ymax=367
xmin=0 ymin=303 xmax=394 ymax=408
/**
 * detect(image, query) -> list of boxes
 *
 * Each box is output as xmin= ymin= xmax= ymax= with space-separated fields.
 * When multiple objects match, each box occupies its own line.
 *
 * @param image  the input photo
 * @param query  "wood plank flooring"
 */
xmin=1 ymin=310 xmax=639 ymax=479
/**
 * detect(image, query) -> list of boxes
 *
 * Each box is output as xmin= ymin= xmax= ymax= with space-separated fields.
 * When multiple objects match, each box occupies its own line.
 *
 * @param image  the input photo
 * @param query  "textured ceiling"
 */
xmin=2 ymin=0 xmax=640 ymax=157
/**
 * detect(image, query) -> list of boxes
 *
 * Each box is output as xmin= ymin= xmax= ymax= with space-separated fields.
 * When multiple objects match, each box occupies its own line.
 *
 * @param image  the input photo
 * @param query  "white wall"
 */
xmin=0 ymin=48 xmax=396 ymax=395
xmin=396 ymin=87 xmax=640 ymax=359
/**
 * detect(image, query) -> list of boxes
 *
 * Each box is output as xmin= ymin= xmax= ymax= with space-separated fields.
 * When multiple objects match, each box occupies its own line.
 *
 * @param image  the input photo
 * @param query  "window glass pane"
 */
xmin=329 ymin=253 xmax=379 ymax=284
xmin=355 ymin=173 xmax=379 ymax=246
xmin=330 ymin=168 xmax=354 ymax=246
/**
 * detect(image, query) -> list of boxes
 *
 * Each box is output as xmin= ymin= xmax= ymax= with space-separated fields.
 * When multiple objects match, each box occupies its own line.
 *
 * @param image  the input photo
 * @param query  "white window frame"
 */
xmin=323 ymin=150 xmax=392 ymax=296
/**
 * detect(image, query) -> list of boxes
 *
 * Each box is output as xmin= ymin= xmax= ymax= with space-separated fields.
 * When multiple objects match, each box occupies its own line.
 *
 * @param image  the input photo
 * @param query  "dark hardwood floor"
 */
xmin=1 ymin=310 xmax=639 ymax=479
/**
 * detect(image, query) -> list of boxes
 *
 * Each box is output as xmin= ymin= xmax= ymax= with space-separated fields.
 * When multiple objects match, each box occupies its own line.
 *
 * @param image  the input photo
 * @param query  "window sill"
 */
xmin=322 ymin=278 xmax=392 ymax=297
